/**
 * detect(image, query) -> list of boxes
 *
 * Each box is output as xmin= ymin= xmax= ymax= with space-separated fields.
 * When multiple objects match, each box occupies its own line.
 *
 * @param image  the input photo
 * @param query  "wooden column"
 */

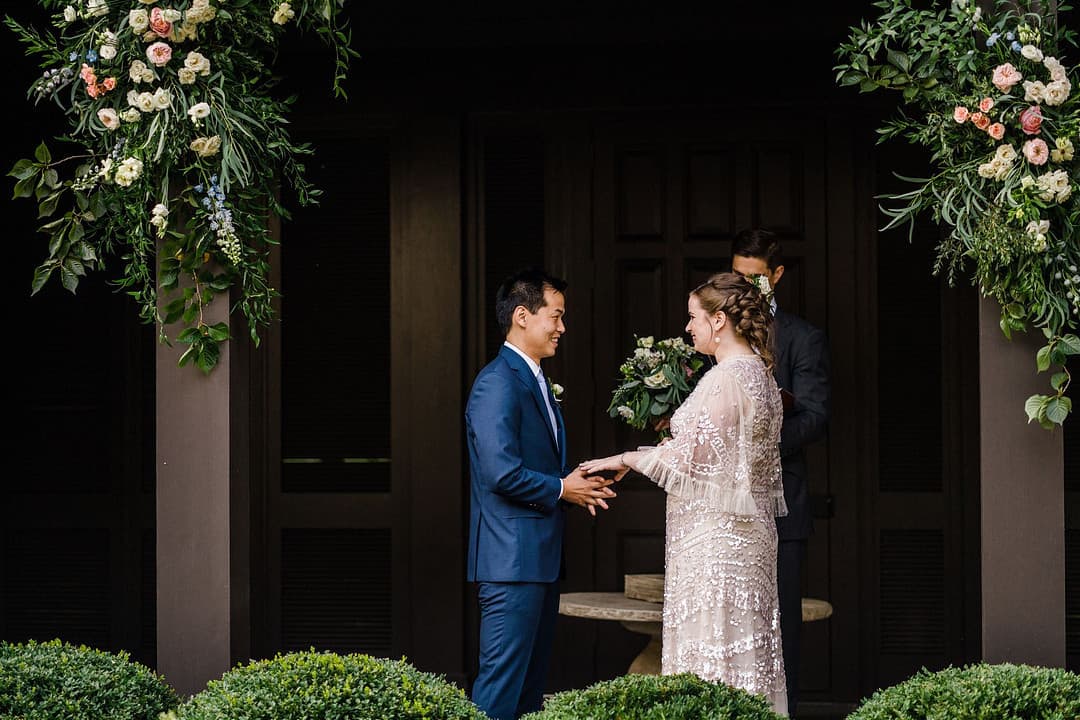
xmin=156 ymin=282 xmax=250 ymax=696
xmin=978 ymin=296 xmax=1065 ymax=665
xmin=392 ymin=115 xmax=465 ymax=680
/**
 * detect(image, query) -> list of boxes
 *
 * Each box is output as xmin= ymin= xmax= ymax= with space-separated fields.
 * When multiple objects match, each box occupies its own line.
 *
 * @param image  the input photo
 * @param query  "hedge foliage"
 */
xmin=175 ymin=650 xmax=488 ymax=720
xmin=521 ymin=672 xmax=783 ymax=720
xmin=849 ymin=663 xmax=1080 ymax=720
xmin=0 ymin=639 xmax=178 ymax=720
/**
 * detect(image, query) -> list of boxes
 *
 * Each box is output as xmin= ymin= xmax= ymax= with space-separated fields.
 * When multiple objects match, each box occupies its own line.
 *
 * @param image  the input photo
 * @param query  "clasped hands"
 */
xmin=562 ymin=454 xmax=633 ymax=516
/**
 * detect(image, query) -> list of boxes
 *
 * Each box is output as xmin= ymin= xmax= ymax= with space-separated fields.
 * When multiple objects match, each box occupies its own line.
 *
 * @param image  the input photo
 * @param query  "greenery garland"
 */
xmin=835 ymin=0 xmax=1080 ymax=427
xmin=8 ymin=0 xmax=356 ymax=373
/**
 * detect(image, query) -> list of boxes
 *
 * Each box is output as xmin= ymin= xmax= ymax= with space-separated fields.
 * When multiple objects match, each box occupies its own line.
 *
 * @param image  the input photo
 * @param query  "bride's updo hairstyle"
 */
xmin=692 ymin=272 xmax=774 ymax=370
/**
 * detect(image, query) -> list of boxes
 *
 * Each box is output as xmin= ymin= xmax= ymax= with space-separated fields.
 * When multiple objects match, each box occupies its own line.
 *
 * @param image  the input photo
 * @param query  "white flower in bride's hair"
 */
xmin=749 ymin=273 xmax=772 ymax=296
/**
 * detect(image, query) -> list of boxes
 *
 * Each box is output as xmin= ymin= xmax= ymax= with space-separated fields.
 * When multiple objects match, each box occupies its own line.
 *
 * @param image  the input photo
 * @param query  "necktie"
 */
xmin=536 ymin=367 xmax=559 ymax=448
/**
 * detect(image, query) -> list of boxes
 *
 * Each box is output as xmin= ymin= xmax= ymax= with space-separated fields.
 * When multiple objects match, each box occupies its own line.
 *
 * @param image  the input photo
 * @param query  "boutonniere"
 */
xmin=548 ymin=379 xmax=564 ymax=404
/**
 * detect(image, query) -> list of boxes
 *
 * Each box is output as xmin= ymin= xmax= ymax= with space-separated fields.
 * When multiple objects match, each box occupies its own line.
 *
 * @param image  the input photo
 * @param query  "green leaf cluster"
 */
xmin=848 ymin=662 xmax=1080 ymax=720
xmin=0 ymin=639 xmax=178 ymax=720
xmin=177 ymin=650 xmax=488 ymax=720
xmin=521 ymin=672 xmax=783 ymax=720
xmin=6 ymin=0 xmax=359 ymax=373
xmin=835 ymin=0 xmax=1080 ymax=426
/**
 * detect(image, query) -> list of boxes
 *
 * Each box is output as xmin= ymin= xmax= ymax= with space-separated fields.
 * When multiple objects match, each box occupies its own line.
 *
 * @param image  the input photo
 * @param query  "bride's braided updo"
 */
xmin=691 ymin=272 xmax=774 ymax=370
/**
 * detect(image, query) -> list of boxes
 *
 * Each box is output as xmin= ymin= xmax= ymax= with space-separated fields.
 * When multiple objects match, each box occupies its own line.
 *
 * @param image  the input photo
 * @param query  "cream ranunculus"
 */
xmin=187 ymin=101 xmax=211 ymax=122
xmin=121 ymin=107 xmax=141 ymax=123
xmin=113 ymin=157 xmax=144 ymax=187
xmin=100 ymin=44 xmax=116 ymax=61
xmin=184 ymin=51 xmax=211 ymax=76
xmin=126 ymin=89 xmax=139 ymax=106
xmin=1023 ymin=80 xmax=1046 ymax=103
xmin=178 ymin=68 xmax=197 ymax=85
xmin=273 ymin=2 xmax=296 ymax=25
xmin=190 ymin=135 xmax=221 ymax=157
xmin=152 ymin=87 xmax=171 ymax=110
xmin=129 ymin=9 xmax=149 ymax=33
xmin=1044 ymin=56 xmax=1067 ymax=82
xmin=1043 ymin=80 xmax=1071 ymax=107
xmin=995 ymin=144 xmax=1017 ymax=163
xmin=129 ymin=60 xmax=149 ymax=83
xmin=136 ymin=92 xmax=155 ymax=112
xmin=97 ymin=107 xmax=120 ymax=131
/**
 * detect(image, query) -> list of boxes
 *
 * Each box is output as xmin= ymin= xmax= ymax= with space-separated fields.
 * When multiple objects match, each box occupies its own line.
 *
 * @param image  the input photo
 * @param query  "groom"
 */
xmin=466 ymin=268 xmax=616 ymax=720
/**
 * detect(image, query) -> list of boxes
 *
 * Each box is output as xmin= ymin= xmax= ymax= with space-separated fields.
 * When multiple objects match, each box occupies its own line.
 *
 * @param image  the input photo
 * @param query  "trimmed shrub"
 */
xmin=176 ymin=650 xmax=488 ymax=720
xmin=848 ymin=663 xmax=1080 ymax=720
xmin=0 ymin=639 xmax=178 ymax=720
xmin=521 ymin=673 xmax=784 ymax=720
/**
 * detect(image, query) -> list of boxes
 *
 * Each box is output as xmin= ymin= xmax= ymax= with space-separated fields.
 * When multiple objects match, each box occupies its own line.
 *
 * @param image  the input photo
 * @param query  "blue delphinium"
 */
xmin=986 ymin=32 xmax=1000 ymax=47
xmin=194 ymin=179 xmax=242 ymax=265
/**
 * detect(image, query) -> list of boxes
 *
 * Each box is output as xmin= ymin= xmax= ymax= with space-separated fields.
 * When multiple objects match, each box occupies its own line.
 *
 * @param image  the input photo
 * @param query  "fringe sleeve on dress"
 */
xmin=635 ymin=367 xmax=760 ymax=519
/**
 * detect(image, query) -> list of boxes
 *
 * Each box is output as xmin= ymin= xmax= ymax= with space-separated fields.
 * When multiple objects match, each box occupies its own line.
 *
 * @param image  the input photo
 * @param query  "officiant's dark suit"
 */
xmin=732 ymin=229 xmax=830 ymax=714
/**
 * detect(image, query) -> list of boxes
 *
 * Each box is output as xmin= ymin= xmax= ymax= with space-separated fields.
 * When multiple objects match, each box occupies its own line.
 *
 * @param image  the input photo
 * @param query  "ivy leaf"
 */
xmin=30 ymin=263 xmax=54 ymax=295
xmin=1036 ymin=345 xmax=1052 ymax=372
xmin=33 ymin=142 xmax=51 ymax=164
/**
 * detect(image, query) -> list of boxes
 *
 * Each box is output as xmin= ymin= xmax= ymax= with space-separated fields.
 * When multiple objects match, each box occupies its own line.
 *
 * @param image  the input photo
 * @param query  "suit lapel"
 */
xmin=500 ymin=346 xmax=560 ymax=451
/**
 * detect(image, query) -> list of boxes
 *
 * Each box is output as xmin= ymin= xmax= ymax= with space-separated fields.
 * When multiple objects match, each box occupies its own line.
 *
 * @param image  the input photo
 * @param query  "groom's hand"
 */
xmin=561 ymin=468 xmax=617 ymax=516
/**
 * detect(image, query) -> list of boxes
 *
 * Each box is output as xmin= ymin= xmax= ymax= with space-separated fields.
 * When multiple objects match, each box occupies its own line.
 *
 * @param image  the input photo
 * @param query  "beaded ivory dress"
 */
xmin=635 ymin=355 xmax=788 ymax=715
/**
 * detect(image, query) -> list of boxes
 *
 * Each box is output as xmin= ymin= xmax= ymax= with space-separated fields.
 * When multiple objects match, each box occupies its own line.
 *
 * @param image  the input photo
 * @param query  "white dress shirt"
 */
xmin=504 ymin=341 xmax=563 ymax=501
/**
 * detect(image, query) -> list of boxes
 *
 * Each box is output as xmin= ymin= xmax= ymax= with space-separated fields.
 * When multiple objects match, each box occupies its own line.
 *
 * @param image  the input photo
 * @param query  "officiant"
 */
xmin=730 ymin=228 xmax=831 ymax=716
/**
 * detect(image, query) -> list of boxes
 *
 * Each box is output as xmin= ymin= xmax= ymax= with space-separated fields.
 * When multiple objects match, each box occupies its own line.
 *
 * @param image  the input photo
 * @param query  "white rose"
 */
xmin=100 ymin=44 xmax=116 ymax=60
xmin=152 ymin=87 xmax=171 ymax=110
xmin=643 ymin=370 xmax=671 ymax=389
xmin=121 ymin=108 xmax=141 ymax=122
xmin=129 ymin=9 xmax=149 ymax=32
xmin=97 ymin=107 xmax=120 ymax=131
xmin=639 ymin=336 xmax=654 ymax=348
xmin=127 ymin=89 xmax=139 ymax=106
xmin=190 ymin=135 xmax=222 ymax=157
xmin=977 ymin=161 xmax=996 ymax=179
xmin=152 ymin=203 xmax=169 ymax=217
xmin=1036 ymin=174 xmax=1057 ymax=202
xmin=1020 ymin=44 xmax=1044 ymax=62
xmin=86 ymin=0 xmax=108 ymax=17
xmin=993 ymin=161 xmax=1011 ymax=182
xmin=163 ymin=8 xmax=182 ymax=22
xmin=1023 ymin=80 xmax=1046 ymax=103
xmin=187 ymin=101 xmax=211 ymax=122
xmin=1021 ymin=175 xmax=1035 ymax=189
xmin=141 ymin=68 xmax=155 ymax=83
xmin=617 ymin=405 xmax=634 ymax=420
xmin=272 ymin=2 xmax=295 ymax=25
xmin=1043 ymin=80 xmax=1071 ymax=107
xmin=1025 ymin=219 xmax=1050 ymax=236
xmin=995 ymin=144 xmax=1017 ymax=163
xmin=136 ymin=92 xmax=155 ymax=112
xmin=185 ymin=51 xmax=211 ymax=76
xmin=63 ymin=5 xmax=77 ymax=22
xmin=1058 ymin=185 xmax=1072 ymax=203
xmin=178 ymin=68 xmax=197 ymax=85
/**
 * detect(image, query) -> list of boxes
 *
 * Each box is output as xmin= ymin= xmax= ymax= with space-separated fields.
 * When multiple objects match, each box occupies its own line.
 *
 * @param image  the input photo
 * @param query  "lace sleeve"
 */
xmin=635 ymin=367 xmax=759 ymax=518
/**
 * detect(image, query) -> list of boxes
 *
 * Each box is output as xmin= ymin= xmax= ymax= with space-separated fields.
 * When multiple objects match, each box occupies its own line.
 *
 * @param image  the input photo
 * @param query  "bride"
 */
xmin=580 ymin=272 xmax=788 ymax=715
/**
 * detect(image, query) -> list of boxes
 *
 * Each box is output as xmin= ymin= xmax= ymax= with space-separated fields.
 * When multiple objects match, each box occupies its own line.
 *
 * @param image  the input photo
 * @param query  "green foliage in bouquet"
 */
xmin=175 ymin=650 xmax=488 ymax=720
xmin=520 ymin=673 xmax=783 ymax=720
xmin=7 ymin=0 xmax=357 ymax=374
xmin=0 ymin=639 xmax=178 ymax=720
xmin=608 ymin=335 xmax=706 ymax=439
xmin=847 ymin=663 xmax=1080 ymax=720
xmin=835 ymin=0 xmax=1080 ymax=426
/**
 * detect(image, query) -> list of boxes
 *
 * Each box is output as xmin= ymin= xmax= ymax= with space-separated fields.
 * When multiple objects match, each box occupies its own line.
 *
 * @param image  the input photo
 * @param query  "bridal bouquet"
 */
xmin=608 ymin=335 xmax=706 ymax=439
xmin=835 ymin=0 xmax=1079 ymax=427
xmin=7 ymin=1 xmax=355 ymax=373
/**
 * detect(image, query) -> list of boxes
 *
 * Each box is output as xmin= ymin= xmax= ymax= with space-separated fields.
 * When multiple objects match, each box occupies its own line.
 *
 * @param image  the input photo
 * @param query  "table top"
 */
xmin=559 ymin=591 xmax=834 ymax=623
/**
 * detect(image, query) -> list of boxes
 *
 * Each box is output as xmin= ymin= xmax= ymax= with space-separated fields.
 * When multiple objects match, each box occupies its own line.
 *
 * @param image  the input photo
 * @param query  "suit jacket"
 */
xmin=772 ymin=308 xmax=830 ymax=541
xmin=466 ymin=345 xmax=569 ymax=583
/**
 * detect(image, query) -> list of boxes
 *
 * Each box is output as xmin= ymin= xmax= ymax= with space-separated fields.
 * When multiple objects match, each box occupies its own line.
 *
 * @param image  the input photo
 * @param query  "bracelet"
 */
xmin=620 ymin=452 xmax=628 ymax=467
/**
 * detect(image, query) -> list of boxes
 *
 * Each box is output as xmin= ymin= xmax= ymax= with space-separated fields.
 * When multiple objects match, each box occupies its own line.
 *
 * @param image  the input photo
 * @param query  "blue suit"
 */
xmin=466 ymin=345 xmax=568 ymax=720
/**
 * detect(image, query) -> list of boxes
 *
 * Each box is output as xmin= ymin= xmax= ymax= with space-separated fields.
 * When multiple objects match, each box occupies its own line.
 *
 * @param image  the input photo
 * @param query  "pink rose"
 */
xmin=86 ymin=84 xmax=102 ymax=98
xmin=1019 ymin=105 xmax=1042 ymax=135
xmin=979 ymin=97 xmax=994 ymax=112
xmin=1023 ymin=138 xmax=1049 ymax=165
xmin=970 ymin=112 xmax=991 ymax=131
xmin=102 ymin=77 xmax=116 ymax=91
xmin=987 ymin=123 xmax=1005 ymax=140
xmin=80 ymin=63 xmax=96 ymax=84
xmin=953 ymin=106 xmax=969 ymax=123
xmin=149 ymin=7 xmax=172 ymax=38
xmin=146 ymin=41 xmax=172 ymax=67
xmin=992 ymin=63 xmax=1023 ymax=93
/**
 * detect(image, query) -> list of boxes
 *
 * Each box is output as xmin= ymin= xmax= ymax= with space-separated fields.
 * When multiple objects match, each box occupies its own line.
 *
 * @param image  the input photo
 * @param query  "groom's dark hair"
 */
xmin=496 ymin=268 xmax=568 ymax=336
xmin=731 ymin=228 xmax=784 ymax=270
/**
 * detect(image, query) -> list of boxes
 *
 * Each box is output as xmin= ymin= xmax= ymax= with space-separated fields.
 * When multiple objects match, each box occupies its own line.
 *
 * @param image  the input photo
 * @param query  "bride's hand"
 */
xmin=578 ymin=454 xmax=630 ymax=481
